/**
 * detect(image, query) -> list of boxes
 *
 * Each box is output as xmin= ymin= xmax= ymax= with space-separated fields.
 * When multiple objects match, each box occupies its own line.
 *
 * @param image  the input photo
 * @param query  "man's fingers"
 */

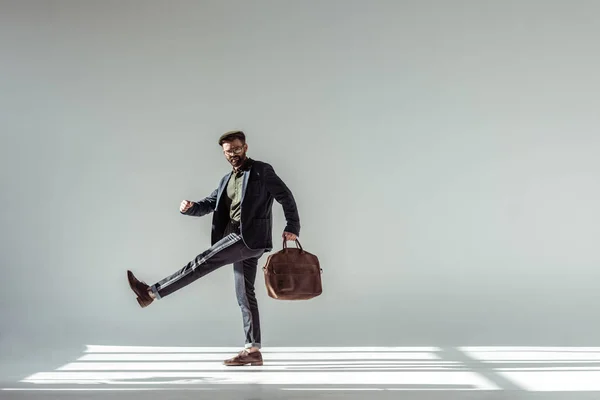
xmin=283 ymin=232 xmax=297 ymax=241
xmin=180 ymin=200 xmax=192 ymax=212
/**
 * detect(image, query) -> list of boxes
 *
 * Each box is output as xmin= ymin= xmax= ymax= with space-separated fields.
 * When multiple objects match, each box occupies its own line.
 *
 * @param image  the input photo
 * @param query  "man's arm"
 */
xmin=263 ymin=163 xmax=301 ymax=236
xmin=181 ymin=188 xmax=218 ymax=217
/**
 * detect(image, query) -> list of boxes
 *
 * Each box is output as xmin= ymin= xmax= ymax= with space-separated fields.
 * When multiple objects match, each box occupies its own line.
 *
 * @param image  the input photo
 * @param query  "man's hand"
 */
xmin=283 ymin=231 xmax=297 ymax=241
xmin=180 ymin=200 xmax=194 ymax=213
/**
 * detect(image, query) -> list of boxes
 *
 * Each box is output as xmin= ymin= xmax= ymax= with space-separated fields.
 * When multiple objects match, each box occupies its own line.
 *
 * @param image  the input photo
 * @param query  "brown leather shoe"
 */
xmin=223 ymin=349 xmax=263 ymax=366
xmin=127 ymin=270 xmax=153 ymax=308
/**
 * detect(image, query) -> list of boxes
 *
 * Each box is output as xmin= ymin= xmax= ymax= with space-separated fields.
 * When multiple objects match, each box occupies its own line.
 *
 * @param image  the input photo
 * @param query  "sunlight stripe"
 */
xmin=85 ymin=345 xmax=440 ymax=353
xmin=20 ymin=371 xmax=500 ymax=389
xmin=57 ymin=362 xmax=463 ymax=371
xmin=78 ymin=352 xmax=439 ymax=361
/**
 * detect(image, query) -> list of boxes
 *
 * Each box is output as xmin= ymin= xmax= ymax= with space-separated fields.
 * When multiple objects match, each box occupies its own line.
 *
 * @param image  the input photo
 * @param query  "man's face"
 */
xmin=222 ymin=139 xmax=248 ymax=168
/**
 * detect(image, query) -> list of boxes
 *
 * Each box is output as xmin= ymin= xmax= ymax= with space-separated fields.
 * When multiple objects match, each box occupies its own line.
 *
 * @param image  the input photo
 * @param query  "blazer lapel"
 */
xmin=240 ymin=158 xmax=255 ymax=204
xmin=241 ymin=167 xmax=251 ymax=204
xmin=216 ymin=172 xmax=232 ymax=211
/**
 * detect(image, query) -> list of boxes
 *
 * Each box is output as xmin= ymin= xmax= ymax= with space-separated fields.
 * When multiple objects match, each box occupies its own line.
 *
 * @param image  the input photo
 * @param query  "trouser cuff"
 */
xmin=150 ymin=284 xmax=162 ymax=300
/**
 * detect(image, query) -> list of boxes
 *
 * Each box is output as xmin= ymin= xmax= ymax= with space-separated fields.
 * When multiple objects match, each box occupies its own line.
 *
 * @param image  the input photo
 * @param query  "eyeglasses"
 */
xmin=223 ymin=146 xmax=244 ymax=156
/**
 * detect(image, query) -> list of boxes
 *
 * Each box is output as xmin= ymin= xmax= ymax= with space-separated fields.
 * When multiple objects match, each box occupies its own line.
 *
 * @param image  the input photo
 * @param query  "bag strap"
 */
xmin=283 ymin=238 xmax=304 ymax=252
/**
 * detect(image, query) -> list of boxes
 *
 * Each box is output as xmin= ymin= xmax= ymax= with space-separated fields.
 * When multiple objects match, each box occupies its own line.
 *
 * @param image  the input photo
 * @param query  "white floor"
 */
xmin=3 ymin=346 xmax=600 ymax=399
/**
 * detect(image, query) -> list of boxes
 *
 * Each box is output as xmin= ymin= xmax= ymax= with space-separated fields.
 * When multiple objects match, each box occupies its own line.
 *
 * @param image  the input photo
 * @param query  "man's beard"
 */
xmin=229 ymin=154 xmax=246 ymax=167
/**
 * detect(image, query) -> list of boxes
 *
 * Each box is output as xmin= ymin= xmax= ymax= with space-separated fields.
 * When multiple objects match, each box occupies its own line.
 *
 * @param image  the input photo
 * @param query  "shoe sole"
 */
xmin=224 ymin=361 xmax=263 ymax=366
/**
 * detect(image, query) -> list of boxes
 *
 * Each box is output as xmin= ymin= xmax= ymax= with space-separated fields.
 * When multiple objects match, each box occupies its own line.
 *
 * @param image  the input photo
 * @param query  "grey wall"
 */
xmin=1 ymin=0 xmax=599 ymax=351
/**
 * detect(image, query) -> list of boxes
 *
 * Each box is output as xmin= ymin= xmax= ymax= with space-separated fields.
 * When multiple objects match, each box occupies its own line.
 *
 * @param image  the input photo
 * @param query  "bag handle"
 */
xmin=283 ymin=238 xmax=304 ymax=252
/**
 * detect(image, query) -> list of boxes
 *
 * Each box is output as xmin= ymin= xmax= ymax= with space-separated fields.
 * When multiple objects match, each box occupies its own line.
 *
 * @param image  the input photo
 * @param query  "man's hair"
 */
xmin=218 ymin=130 xmax=246 ymax=146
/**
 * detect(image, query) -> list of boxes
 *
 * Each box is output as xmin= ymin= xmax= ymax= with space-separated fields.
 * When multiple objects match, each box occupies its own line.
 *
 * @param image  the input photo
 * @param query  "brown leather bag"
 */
xmin=262 ymin=239 xmax=322 ymax=300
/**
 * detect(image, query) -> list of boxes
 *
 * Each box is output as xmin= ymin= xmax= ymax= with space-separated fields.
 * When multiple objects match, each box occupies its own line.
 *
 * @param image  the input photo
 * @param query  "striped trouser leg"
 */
xmin=149 ymin=233 xmax=244 ymax=299
xmin=234 ymin=256 xmax=262 ymax=349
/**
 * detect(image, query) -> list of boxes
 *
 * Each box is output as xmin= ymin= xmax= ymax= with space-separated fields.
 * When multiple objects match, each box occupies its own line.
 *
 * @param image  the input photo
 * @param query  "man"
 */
xmin=126 ymin=130 xmax=301 ymax=366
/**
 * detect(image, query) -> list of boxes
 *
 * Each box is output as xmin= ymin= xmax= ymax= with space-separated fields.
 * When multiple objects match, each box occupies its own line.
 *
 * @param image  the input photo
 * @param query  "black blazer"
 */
xmin=181 ymin=158 xmax=300 ymax=251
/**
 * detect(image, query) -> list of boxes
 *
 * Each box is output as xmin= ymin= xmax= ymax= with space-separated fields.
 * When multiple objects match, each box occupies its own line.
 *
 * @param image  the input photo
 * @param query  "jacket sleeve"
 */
xmin=263 ymin=163 xmax=301 ymax=236
xmin=181 ymin=188 xmax=218 ymax=217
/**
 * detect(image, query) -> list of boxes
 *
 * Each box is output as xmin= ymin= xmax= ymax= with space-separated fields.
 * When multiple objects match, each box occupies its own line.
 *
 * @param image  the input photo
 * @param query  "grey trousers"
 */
xmin=149 ymin=222 xmax=265 ymax=349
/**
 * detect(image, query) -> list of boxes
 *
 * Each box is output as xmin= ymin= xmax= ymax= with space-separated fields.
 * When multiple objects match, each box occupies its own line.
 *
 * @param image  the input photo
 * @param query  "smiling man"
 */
xmin=127 ymin=130 xmax=301 ymax=366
